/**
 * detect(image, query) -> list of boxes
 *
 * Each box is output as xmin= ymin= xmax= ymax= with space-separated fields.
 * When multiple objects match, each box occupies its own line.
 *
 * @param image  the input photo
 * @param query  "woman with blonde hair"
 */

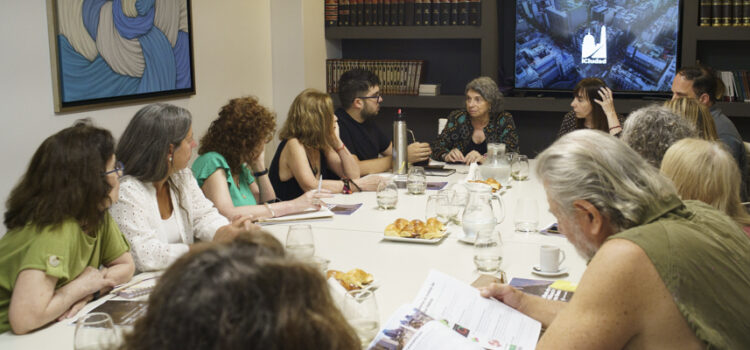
xmin=661 ymin=138 xmax=750 ymax=236
xmin=663 ymin=97 xmax=719 ymax=140
xmin=269 ymin=89 xmax=380 ymax=200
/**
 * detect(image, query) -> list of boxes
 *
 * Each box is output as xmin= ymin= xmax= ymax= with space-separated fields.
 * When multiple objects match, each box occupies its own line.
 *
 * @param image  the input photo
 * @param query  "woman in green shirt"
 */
xmin=0 ymin=121 xmax=134 ymax=334
xmin=193 ymin=96 xmax=331 ymax=220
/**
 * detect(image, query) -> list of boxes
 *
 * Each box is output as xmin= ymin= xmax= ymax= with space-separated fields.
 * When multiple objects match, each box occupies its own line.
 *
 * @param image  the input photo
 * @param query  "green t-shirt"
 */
xmin=0 ymin=213 xmax=130 ymax=333
xmin=192 ymin=152 xmax=257 ymax=206
xmin=608 ymin=198 xmax=750 ymax=349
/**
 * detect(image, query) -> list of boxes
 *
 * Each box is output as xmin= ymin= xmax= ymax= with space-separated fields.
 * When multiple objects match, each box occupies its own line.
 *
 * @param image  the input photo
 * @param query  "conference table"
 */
xmin=0 ymin=161 xmax=588 ymax=349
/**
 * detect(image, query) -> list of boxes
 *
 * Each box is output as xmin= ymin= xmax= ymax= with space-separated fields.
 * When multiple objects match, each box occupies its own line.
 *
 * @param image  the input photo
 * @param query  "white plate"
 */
xmin=531 ymin=266 xmax=569 ymax=277
xmin=382 ymin=230 xmax=448 ymax=244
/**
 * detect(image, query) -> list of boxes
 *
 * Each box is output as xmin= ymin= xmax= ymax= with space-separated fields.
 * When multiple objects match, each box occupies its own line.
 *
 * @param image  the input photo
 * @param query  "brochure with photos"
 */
xmin=509 ymin=278 xmax=577 ymax=302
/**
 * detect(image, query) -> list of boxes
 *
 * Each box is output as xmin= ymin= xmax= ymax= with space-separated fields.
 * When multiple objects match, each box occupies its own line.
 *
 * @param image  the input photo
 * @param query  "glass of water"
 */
xmin=473 ymin=229 xmax=503 ymax=274
xmin=286 ymin=224 xmax=315 ymax=260
xmin=511 ymin=155 xmax=530 ymax=181
xmin=514 ymin=198 xmax=539 ymax=232
xmin=425 ymin=194 xmax=450 ymax=223
xmin=406 ymin=166 xmax=426 ymax=195
xmin=74 ymin=312 xmax=120 ymax=350
xmin=376 ymin=177 xmax=398 ymax=209
xmin=343 ymin=289 xmax=380 ymax=348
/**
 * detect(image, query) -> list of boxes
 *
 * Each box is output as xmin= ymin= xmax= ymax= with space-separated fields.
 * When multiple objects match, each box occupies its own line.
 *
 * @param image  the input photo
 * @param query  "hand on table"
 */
xmin=295 ymin=189 xmax=333 ymax=209
xmin=214 ymin=215 xmax=257 ymax=242
xmin=407 ymin=142 xmax=432 ymax=164
xmin=444 ymin=148 xmax=465 ymax=163
xmin=353 ymin=175 xmax=383 ymax=192
xmin=463 ymin=150 xmax=483 ymax=164
xmin=58 ymin=294 xmax=94 ymax=321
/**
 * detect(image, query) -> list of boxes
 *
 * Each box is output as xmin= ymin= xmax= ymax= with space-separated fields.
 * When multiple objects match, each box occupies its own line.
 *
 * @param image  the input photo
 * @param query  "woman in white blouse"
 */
xmin=110 ymin=103 xmax=255 ymax=271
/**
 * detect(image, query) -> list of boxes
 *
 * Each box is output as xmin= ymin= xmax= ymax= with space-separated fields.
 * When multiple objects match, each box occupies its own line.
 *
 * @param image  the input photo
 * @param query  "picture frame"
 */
xmin=46 ymin=0 xmax=196 ymax=113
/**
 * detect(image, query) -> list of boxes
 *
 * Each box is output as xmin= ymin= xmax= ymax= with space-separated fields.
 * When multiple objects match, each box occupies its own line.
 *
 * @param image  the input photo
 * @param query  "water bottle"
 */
xmin=392 ymin=108 xmax=408 ymax=175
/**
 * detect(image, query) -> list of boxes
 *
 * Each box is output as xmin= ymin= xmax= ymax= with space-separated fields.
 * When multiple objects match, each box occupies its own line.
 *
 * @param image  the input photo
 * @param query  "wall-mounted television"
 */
xmin=513 ymin=0 xmax=682 ymax=94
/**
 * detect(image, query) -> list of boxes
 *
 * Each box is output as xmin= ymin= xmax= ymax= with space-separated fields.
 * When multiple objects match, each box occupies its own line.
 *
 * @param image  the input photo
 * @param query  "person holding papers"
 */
xmin=192 ymin=96 xmax=330 ymax=220
xmin=269 ymin=89 xmax=380 ymax=200
xmin=110 ymin=104 xmax=256 ymax=272
xmin=480 ymin=130 xmax=750 ymax=349
xmin=0 ymin=121 xmax=134 ymax=334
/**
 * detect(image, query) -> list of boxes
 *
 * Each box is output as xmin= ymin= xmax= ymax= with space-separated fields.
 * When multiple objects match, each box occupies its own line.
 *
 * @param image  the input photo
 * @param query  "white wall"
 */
xmin=0 ymin=0 xmax=279 ymax=236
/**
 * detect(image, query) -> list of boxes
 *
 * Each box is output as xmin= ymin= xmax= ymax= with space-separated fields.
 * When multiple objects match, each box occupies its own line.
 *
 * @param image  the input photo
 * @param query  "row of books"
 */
xmin=717 ymin=70 xmax=750 ymax=102
xmin=324 ymin=0 xmax=481 ymax=27
xmin=326 ymin=59 xmax=425 ymax=95
xmin=699 ymin=0 xmax=750 ymax=26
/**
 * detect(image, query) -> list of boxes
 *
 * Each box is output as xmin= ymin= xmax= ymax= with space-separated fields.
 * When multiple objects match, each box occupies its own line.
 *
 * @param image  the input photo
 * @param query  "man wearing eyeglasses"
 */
xmin=335 ymin=69 xmax=432 ymax=175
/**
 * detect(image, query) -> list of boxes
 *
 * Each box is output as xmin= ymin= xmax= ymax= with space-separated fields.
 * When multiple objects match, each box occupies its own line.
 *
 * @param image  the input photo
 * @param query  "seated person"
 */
xmin=663 ymin=97 xmax=719 ymax=140
xmin=192 ymin=96 xmax=330 ymax=220
xmin=661 ymin=138 xmax=750 ymax=237
xmin=621 ymin=105 xmax=697 ymax=168
xmin=0 ymin=121 xmax=134 ymax=334
xmin=118 ymin=231 xmax=359 ymax=350
xmin=482 ymin=130 xmax=750 ymax=349
xmin=558 ymin=77 xmax=625 ymax=137
xmin=335 ymin=68 xmax=431 ymax=175
xmin=269 ymin=89 xmax=380 ymax=201
xmin=110 ymin=103 xmax=257 ymax=272
xmin=432 ymin=77 xmax=519 ymax=164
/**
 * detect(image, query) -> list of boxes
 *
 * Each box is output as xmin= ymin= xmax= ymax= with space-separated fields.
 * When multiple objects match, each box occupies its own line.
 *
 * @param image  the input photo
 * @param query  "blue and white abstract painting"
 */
xmin=52 ymin=0 xmax=193 ymax=106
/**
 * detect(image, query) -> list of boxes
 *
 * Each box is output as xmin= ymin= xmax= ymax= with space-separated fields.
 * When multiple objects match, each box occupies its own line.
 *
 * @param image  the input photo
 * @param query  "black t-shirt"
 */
xmin=335 ymin=108 xmax=390 ymax=161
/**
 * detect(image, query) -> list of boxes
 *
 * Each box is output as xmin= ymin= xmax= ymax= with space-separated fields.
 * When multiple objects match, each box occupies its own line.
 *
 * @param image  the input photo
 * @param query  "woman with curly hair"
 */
xmin=0 ymin=121 xmax=134 ymax=334
xmin=269 ymin=89 xmax=381 ymax=200
xmin=192 ymin=96 xmax=330 ymax=220
xmin=118 ymin=231 xmax=360 ymax=350
xmin=431 ymin=77 xmax=519 ymax=164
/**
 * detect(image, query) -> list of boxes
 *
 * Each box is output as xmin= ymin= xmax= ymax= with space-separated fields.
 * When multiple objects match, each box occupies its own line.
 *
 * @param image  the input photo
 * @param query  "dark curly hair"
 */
xmin=198 ymin=97 xmax=276 ymax=176
xmin=4 ymin=119 xmax=115 ymax=232
xmin=119 ymin=230 xmax=360 ymax=350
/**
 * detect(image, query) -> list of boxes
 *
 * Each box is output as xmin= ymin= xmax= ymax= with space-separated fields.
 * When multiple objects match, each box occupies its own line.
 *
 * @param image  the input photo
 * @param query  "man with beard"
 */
xmin=335 ymin=69 xmax=431 ymax=175
xmin=481 ymin=130 xmax=750 ymax=349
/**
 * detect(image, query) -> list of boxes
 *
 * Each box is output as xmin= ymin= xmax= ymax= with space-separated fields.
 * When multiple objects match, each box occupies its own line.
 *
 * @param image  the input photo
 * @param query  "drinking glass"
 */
xmin=286 ymin=224 xmax=315 ymax=260
xmin=511 ymin=155 xmax=530 ymax=181
xmin=473 ymin=229 xmax=503 ymax=274
xmin=343 ymin=289 xmax=380 ymax=348
xmin=376 ymin=177 xmax=398 ymax=209
xmin=74 ymin=312 xmax=119 ymax=350
xmin=425 ymin=194 xmax=450 ymax=224
xmin=406 ymin=166 xmax=427 ymax=195
xmin=514 ymin=198 xmax=539 ymax=232
xmin=449 ymin=185 xmax=470 ymax=225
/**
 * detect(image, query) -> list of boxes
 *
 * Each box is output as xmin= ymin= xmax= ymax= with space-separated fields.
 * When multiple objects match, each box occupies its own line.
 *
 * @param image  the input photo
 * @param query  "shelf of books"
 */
xmin=325 ymin=25 xmax=484 ymax=39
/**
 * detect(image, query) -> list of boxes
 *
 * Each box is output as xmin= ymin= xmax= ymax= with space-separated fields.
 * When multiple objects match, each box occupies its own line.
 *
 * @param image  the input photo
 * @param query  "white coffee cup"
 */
xmin=539 ymin=245 xmax=566 ymax=272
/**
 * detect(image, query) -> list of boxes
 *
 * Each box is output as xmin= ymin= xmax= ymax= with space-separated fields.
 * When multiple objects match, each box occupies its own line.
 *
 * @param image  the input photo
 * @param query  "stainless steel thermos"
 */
xmin=392 ymin=108 xmax=408 ymax=175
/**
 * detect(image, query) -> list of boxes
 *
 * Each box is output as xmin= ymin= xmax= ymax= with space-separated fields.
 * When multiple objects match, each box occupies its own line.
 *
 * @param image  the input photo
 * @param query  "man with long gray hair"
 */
xmin=480 ymin=130 xmax=750 ymax=349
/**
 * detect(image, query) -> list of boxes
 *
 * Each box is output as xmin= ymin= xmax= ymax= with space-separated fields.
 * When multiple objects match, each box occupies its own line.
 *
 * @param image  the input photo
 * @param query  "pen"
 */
xmin=317 ymin=173 xmax=323 ymax=193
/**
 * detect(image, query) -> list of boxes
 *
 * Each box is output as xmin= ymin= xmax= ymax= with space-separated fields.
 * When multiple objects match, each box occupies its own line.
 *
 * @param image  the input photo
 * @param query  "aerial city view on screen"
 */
xmin=514 ymin=0 xmax=680 ymax=92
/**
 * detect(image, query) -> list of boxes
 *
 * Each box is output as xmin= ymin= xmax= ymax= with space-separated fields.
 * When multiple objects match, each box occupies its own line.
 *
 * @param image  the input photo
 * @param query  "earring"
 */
xmin=169 ymin=156 xmax=173 ymax=162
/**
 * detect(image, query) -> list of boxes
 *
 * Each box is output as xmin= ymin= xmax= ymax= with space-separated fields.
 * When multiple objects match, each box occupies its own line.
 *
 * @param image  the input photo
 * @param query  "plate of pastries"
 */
xmin=383 ymin=217 xmax=447 ymax=243
xmin=468 ymin=178 xmax=502 ymax=192
xmin=326 ymin=268 xmax=377 ymax=291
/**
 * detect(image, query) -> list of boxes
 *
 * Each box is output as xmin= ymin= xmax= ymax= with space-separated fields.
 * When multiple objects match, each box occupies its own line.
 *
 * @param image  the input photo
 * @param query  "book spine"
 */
xmin=398 ymin=0 xmax=405 ymax=25
xmin=339 ymin=0 xmax=350 ymax=26
xmin=745 ymin=0 xmax=750 ymax=25
xmin=326 ymin=0 xmax=338 ymax=26
xmin=732 ymin=0 xmax=743 ymax=27
xmin=432 ymin=0 xmax=441 ymax=25
xmin=349 ymin=0 xmax=357 ymax=25
xmin=469 ymin=0 xmax=480 ymax=26
xmin=405 ymin=0 xmax=415 ymax=26
xmin=364 ymin=0 xmax=372 ymax=25
xmin=450 ymin=0 xmax=458 ymax=25
xmin=358 ymin=0 xmax=365 ymax=26
xmin=722 ymin=0 xmax=732 ymax=26
xmin=440 ymin=0 xmax=450 ymax=25
xmin=423 ymin=0 xmax=432 ymax=25
xmin=458 ymin=0 xmax=468 ymax=25
xmin=375 ymin=0 xmax=382 ymax=25
xmin=383 ymin=0 xmax=390 ymax=25
xmin=699 ymin=0 xmax=712 ymax=26
xmin=415 ymin=0 xmax=423 ymax=25
xmin=391 ymin=0 xmax=400 ymax=25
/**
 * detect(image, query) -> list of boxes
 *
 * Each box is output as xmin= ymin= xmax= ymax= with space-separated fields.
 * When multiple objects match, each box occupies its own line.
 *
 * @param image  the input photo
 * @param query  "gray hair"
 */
xmin=536 ymin=129 xmax=677 ymax=232
xmin=621 ymin=105 xmax=697 ymax=168
xmin=117 ymin=103 xmax=193 ymax=182
xmin=465 ymin=76 xmax=504 ymax=116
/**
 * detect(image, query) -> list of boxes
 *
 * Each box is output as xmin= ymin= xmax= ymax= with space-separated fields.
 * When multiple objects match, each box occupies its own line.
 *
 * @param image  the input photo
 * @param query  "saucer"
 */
xmin=458 ymin=234 xmax=476 ymax=244
xmin=531 ymin=266 xmax=568 ymax=277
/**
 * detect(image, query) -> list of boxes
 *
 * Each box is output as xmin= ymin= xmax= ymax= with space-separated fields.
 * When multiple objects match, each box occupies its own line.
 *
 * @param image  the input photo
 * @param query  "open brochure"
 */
xmin=509 ymin=278 xmax=577 ymax=302
xmin=369 ymin=270 xmax=541 ymax=350
xmin=256 ymin=206 xmax=334 ymax=225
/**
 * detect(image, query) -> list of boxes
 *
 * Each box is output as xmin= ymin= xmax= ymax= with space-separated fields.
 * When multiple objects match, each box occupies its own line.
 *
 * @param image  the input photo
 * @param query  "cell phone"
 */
xmin=541 ymin=223 xmax=560 ymax=234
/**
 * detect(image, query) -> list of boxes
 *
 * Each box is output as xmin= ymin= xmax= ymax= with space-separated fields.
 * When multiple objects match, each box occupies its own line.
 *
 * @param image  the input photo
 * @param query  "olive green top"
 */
xmin=0 ymin=214 xmax=130 ymax=333
xmin=608 ymin=197 xmax=750 ymax=349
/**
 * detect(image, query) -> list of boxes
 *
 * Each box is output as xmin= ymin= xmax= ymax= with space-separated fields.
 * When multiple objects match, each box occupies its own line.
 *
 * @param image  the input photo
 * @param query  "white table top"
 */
xmin=0 ymin=162 xmax=587 ymax=348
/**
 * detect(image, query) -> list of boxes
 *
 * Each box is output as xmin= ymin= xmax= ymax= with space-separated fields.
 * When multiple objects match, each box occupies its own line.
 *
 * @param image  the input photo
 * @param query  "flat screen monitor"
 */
xmin=514 ymin=0 xmax=681 ymax=94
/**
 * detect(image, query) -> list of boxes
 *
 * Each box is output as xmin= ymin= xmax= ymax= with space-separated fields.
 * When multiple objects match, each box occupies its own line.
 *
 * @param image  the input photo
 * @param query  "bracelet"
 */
xmin=609 ymin=125 xmax=622 ymax=131
xmin=264 ymin=202 xmax=276 ymax=217
xmin=253 ymin=168 xmax=269 ymax=177
xmin=335 ymin=143 xmax=346 ymax=152
xmin=349 ymin=179 xmax=362 ymax=192
xmin=92 ymin=290 xmax=101 ymax=301
xmin=342 ymin=179 xmax=352 ymax=194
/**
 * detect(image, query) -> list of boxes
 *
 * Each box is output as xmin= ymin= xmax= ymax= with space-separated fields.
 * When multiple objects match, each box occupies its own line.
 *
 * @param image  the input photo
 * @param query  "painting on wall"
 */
xmin=47 ymin=0 xmax=195 ymax=112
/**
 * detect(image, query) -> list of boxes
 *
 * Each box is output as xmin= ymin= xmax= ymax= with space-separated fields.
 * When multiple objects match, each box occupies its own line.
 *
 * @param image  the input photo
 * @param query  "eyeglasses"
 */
xmin=103 ymin=161 xmax=125 ymax=178
xmin=357 ymin=94 xmax=382 ymax=102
